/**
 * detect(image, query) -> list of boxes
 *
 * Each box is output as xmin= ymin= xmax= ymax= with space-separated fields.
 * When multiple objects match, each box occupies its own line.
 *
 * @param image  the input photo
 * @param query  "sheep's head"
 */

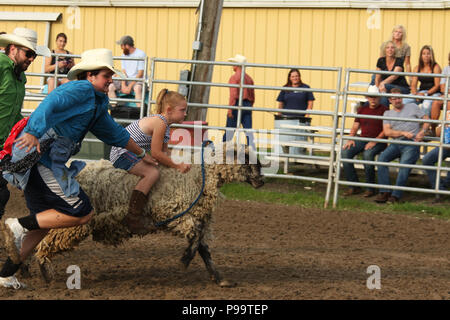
xmin=206 ymin=143 xmax=264 ymax=189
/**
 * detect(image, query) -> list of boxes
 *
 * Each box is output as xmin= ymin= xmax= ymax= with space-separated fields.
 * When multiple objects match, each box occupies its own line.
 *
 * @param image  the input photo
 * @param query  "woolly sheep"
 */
xmin=34 ymin=143 xmax=264 ymax=287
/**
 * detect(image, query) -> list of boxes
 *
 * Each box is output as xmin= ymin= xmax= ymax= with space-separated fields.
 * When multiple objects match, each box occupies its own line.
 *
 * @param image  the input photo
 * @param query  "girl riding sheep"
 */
xmin=110 ymin=89 xmax=191 ymax=234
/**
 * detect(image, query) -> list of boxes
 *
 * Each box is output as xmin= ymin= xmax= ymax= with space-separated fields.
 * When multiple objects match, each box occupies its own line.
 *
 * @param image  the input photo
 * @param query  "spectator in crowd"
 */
xmin=375 ymin=87 xmax=430 ymax=204
xmin=375 ymin=40 xmax=410 ymax=107
xmin=0 ymin=28 xmax=50 ymax=219
xmin=381 ymin=25 xmax=412 ymax=74
xmin=341 ymin=86 xmax=388 ymax=197
xmin=430 ymin=52 xmax=450 ymax=136
xmin=274 ymin=68 xmax=315 ymax=155
xmin=222 ymin=54 xmax=255 ymax=148
xmin=108 ymin=35 xmax=146 ymax=108
xmin=370 ymin=25 xmax=411 ymax=85
xmin=403 ymin=45 xmax=442 ymax=118
xmin=422 ymin=123 xmax=450 ymax=199
xmin=44 ymin=33 xmax=74 ymax=93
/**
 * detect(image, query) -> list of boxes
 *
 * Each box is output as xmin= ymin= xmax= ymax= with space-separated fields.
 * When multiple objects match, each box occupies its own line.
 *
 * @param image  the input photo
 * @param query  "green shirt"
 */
xmin=0 ymin=53 xmax=26 ymax=149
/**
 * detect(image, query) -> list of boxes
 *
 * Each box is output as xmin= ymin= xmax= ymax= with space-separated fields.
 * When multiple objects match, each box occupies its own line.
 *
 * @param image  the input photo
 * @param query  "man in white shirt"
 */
xmin=108 ymin=35 xmax=146 ymax=108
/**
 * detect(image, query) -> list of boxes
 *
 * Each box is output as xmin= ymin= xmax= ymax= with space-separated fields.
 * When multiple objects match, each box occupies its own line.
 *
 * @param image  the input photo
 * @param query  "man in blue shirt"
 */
xmin=0 ymin=49 xmax=156 ymax=289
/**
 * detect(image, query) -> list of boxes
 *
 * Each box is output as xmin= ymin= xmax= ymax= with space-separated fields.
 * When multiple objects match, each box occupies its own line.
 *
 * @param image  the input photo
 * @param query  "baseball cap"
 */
xmin=116 ymin=35 xmax=134 ymax=46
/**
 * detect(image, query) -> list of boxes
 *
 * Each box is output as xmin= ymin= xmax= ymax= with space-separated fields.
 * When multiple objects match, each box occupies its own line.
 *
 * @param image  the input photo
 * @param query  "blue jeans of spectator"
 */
xmin=341 ymin=140 xmax=387 ymax=192
xmin=223 ymin=99 xmax=254 ymax=148
xmin=422 ymin=146 xmax=450 ymax=189
xmin=380 ymin=84 xmax=410 ymax=108
xmin=402 ymin=91 xmax=441 ymax=117
xmin=274 ymin=118 xmax=309 ymax=155
xmin=377 ymin=141 xmax=420 ymax=198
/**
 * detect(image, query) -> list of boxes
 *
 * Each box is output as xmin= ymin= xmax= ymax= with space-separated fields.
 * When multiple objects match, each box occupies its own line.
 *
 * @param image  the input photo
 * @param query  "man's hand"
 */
xmin=227 ymin=109 xmax=234 ymax=119
xmin=364 ymin=141 xmax=376 ymax=150
xmin=15 ymin=132 xmax=40 ymax=153
xmin=415 ymin=130 xmax=425 ymax=142
xmin=403 ymin=131 xmax=414 ymax=139
xmin=343 ymin=140 xmax=355 ymax=150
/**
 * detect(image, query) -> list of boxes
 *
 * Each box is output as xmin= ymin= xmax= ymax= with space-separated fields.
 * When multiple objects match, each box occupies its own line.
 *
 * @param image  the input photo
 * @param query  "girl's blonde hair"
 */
xmin=155 ymin=88 xmax=186 ymax=114
xmin=391 ymin=25 xmax=407 ymax=41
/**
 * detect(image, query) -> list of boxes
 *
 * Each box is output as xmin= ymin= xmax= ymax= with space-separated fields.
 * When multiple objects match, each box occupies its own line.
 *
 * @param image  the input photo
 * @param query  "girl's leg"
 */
xmin=125 ymin=161 xmax=160 ymax=234
xmin=128 ymin=161 xmax=161 ymax=195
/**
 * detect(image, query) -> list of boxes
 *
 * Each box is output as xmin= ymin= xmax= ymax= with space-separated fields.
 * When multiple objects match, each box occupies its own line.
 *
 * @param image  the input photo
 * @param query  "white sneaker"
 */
xmin=3 ymin=218 xmax=28 ymax=261
xmin=0 ymin=275 xmax=26 ymax=289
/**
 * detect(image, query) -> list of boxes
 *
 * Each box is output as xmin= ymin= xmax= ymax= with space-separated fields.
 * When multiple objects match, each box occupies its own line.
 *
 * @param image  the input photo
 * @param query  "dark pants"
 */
xmin=341 ymin=141 xmax=387 ymax=192
xmin=223 ymin=99 xmax=255 ymax=148
xmin=0 ymin=174 xmax=10 ymax=219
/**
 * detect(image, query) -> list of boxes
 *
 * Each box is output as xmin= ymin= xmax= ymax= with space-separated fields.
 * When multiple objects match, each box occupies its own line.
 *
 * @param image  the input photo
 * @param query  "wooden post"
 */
xmin=186 ymin=0 xmax=223 ymax=121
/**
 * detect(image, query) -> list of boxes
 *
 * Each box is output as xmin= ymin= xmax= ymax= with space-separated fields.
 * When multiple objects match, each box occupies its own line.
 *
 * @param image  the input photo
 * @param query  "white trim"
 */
xmin=0 ymin=1 xmax=449 ymax=9
xmin=0 ymin=11 xmax=62 ymax=21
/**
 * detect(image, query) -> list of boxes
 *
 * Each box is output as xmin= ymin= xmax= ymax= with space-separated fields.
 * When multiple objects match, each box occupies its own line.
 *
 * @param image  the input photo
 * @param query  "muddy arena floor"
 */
xmin=0 ymin=185 xmax=449 ymax=300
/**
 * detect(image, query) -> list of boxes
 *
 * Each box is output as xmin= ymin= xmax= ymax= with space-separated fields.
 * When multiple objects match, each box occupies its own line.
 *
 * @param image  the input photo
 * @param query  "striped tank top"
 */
xmin=109 ymin=114 xmax=170 ymax=164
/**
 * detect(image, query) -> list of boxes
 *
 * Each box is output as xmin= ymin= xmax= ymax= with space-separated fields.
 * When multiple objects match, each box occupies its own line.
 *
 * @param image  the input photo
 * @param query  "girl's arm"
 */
xmin=409 ymin=66 xmax=419 ymax=95
xmin=150 ymin=118 xmax=190 ymax=173
xmin=380 ymin=66 xmax=401 ymax=85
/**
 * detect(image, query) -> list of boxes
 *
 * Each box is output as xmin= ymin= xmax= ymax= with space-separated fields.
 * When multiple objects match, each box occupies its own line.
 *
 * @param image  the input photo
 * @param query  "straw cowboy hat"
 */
xmin=67 ymin=48 xmax=125 ymax=80
xmin=228 ymin=54 xmax=247 ymax=64
xmin=0 ymin=27 xmax=51 ymax=57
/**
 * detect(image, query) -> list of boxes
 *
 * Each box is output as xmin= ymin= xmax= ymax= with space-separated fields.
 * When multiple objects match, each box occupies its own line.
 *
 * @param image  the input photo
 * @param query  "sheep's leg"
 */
xmin=180 ymin=233 xmax=201 ymax=269
xmin=35 ymin=224 xmax=91 ymax=283
xmin=198 ymin=241 xmax=236 ymax=288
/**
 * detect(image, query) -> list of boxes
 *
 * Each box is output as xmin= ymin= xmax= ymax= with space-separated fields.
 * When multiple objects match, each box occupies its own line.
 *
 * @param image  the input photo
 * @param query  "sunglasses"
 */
xmin=18 ymin=47 xmax=37 ymax=59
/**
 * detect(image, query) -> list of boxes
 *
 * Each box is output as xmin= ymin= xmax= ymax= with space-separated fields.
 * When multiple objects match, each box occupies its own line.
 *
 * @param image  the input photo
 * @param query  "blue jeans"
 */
xmin=223 ymin=99 xmax=254 ymax=148
xmin=341 ymin=140 xmax=387 ymax=192
xmin=113 ymin=151 xmax=140 ymax=171
xmin=402 ymin=91 xmax=441 ymax=117
xmin=377 ymin=141 xmax=420 ymax=198
xmin=274 ymin=118 xmax=309 ymax=155
xmin=422 ymin=147 xmax=450 ymax=189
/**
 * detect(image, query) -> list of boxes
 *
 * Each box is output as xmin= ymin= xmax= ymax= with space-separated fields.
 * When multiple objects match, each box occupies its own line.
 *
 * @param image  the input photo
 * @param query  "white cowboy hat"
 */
xmin=67 ymin=48 xmax=125 ymax=80
xmin=0 ymin=27 xmax=51 ymax=57
xmin=228 ymin=54 xmax=247 ymax=64
xmin=365 ymin=85 xmax=380 ymax=96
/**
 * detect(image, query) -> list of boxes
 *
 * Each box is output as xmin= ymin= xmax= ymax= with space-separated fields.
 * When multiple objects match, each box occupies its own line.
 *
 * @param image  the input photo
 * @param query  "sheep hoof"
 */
xmin=218 ymin=279 xmax=236 ymax=288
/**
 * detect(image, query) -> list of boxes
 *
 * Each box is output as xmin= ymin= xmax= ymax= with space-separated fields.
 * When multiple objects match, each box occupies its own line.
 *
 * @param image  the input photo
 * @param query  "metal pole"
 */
xmin=140 ymin=56 xmax=148 ymax=118
xmin=148 ymin=58 xmax=156 ymax=117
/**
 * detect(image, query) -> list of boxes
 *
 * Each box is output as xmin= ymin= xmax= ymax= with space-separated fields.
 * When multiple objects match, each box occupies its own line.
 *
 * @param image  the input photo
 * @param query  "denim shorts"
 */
xmin=112 ymin=151 xmax=140 ymax=171
xmin=24 ymin=164 xmax=92 ymax=218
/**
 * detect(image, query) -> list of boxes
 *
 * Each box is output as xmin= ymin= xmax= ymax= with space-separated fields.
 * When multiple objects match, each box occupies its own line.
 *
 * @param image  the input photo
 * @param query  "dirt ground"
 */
xmin=0 ymin=185 xmax=449 ymax=300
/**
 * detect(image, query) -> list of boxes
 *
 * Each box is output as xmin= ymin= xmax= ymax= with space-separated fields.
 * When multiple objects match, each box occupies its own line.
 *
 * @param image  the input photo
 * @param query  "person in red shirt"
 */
xmin=222 ymin=54 xmax=255 ymax=148
xmin=341 ymin=86 xmax=388 ymax=197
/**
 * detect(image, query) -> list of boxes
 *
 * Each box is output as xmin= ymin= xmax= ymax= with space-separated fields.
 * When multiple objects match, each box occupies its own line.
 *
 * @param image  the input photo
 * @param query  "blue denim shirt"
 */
xmin=3 ymin=80 xmax=130 ymax=196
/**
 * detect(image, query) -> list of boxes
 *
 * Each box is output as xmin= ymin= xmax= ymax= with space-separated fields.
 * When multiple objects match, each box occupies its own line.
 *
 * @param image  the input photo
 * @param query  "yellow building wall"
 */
xmin=1 ymin=5 xmax=449 ymax=130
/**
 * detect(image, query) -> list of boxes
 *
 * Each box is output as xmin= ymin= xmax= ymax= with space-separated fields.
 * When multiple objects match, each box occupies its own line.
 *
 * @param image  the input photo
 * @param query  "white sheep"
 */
xmin=34 ymin=143 xmax=264 ymax=287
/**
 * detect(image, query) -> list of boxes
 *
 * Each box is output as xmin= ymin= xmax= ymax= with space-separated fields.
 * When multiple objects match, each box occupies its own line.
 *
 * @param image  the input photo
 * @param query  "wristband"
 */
xmin=137 ymin=148 xmax=146 ymax=158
